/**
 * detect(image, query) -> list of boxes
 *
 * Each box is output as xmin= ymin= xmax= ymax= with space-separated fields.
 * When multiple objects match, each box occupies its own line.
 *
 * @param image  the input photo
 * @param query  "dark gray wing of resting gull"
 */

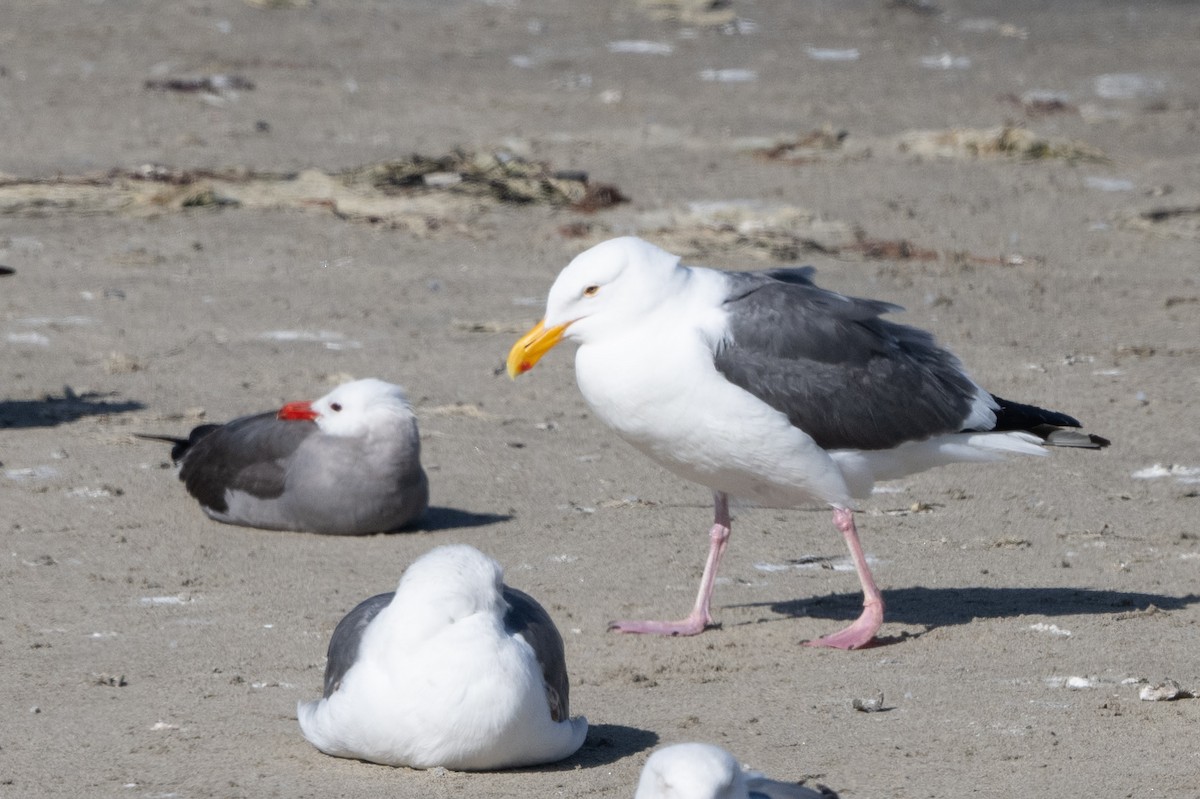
xmin=502 ymin=586 xmax=572 ymax=722
xmin=173 ymin=412 xmax=317 ymax=512
xmin=322 ymin=592 xmax=393 ymax=699
xmin=318 ymin=586 xmax=572 ymax=720
xmin=135 ymin=413 xmax=314 ymax=510
xmin=714 ymin=271 xmax=981 ymax=451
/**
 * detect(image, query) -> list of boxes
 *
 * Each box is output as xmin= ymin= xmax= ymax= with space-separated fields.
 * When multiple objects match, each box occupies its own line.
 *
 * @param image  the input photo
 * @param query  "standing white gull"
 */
xmin=635 ymin=742 xmax=834 ymax=799
xmin=297 ymin=544 xmax=589 ymax=770
xmin=507 ymin=237 xmax=1108 ymax=649
xmin=141 ymin=378 xmax=428 ymax=534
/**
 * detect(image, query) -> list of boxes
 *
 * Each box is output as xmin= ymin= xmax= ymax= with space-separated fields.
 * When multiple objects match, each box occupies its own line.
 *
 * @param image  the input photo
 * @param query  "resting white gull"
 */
xmin=297 ymin=544 xmax=588 ymax=770
xmin=635 ymin=742 xmax=834 ymax=799
xmin=507 ymin=236 xmax=1108 ymax=649
xmin=141 ymin=378 xmax=428 ymax=534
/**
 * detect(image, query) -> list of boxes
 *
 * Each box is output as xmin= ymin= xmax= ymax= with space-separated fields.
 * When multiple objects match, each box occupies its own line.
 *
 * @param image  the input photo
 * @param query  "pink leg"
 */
xmin=609 ymin=492 xmax=731 ymax=636
xmin=804 ymin=506 xmax=885 ymax=650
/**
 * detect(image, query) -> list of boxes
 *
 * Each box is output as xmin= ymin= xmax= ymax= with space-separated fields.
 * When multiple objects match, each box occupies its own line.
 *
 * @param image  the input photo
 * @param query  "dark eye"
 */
xmin=583 ymin=285 xmax=600 ymax=297
xmin=330 ymin=403 xmax=343 ymax=412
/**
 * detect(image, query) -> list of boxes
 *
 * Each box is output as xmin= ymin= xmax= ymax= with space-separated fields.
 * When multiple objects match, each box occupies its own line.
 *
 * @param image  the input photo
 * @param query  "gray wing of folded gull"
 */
xmin=322 ymin=592 xmax=394 ymax=699
xmin=502 ymin=586 xmax=571 ymax=721
xmin=713 ymin=271 xmax=982 ymax=451
xmin=175 ymin=412 xmax=317 ymax=513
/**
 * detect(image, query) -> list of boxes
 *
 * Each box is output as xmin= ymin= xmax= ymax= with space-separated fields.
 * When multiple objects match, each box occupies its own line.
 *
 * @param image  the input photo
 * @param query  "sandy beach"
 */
xmin=3 ymin=1 xmax=1199 ymax=797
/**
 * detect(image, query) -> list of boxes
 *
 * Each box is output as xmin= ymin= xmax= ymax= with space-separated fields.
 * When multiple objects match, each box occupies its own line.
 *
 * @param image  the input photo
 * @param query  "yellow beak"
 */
xmin=506 ymin=319 xmax=570 ymax=378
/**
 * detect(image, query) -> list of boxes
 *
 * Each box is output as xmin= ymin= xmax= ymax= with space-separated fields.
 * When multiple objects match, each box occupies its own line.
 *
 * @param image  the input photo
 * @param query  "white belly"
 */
xmin=574 ymin=332 xmax=853 ymax=508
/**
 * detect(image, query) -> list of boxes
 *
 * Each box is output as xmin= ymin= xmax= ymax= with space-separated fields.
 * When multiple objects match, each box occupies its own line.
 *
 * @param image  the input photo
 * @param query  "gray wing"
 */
xmin=322 ymin=592 xmax=394 ymax=699
xmin=714 ymin=271 xmax=979 ymax=451
xmin=503 ymin=586 xmax=570 ymax=722
xmin=176 ymin=412 xmax=316 ymax=512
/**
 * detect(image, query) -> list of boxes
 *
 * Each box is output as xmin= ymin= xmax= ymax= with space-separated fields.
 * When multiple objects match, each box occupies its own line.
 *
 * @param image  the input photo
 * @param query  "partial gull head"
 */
xmin=635 ymin=742 xmax=834 ymax=799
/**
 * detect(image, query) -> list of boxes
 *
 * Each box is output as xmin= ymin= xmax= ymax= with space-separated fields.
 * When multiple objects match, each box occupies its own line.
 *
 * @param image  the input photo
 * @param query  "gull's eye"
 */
xmin=583 ymin=285 xmax=600 ymax=297
xmin=330 ymin=402 xmax=343 ymax=412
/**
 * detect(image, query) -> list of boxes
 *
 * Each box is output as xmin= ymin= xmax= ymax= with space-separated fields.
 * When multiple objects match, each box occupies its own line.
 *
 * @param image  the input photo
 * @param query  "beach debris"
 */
xmin=631 ymin=201 xmax=857 ymax=261
xmin=844 ymin=237 xmax=938 ymax=262
xmin=1132 ymin=464 xmax=1200 ymax=484
xmin=897 ymin=127 xmax=1106 ymax=162
xmin=699 ymin=68 xmax=757 ymax=83
xmin=1117 ymin=203 xmax=1200 ymax=240
xmin=805 ymin=47 xmax=859 ymax=62
xmin=607 ymin=40 xmax=674 ymax=55
xmin=145 ymin=74 xmax=255 ymax=93
xmin=749 ymin=128 xmax=850 ymax=164
xmin=1139 ymin=680 xmax=1195 ymax=702
xmin=1093 ymin=73 xmax=1166 ymax=101
xmin=921 ymin=53 xmax=971 ymax=70
xmin=0 ymin=151 xmax=626 ymax=229
xmin=1000 ymin=91 xmax=1076 ymax=116
xmin=1029 ymin=622 xmax=1071 ymax=637
xmin=852 ymin=691 xmax=885 ymax=712
xmin=1084 ymin=176 xmax=1134 ymax=192
xmin=257 ymin=330 xmax=361 ymax=350
xmin=1045 ymin=675 xmax=1095 ymax=689
xmin=636 ymin=0 xmax=737 ymax=27
xmin=958 ymin=18 xmax=1028 ymax=38
xmin=93 ymin=673 xmax=128 ymax=687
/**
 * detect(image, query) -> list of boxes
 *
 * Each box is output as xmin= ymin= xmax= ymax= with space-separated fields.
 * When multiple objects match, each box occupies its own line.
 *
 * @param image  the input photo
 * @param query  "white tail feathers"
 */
xmin=833 ymin=431 xmax=1048 ymax=499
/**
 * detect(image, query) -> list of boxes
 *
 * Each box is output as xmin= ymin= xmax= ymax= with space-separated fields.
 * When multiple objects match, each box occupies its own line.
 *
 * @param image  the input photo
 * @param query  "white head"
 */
xmin=544 ymin=236 xmax=683 ymax=341
xmin=393 ymin=544 xmax=507 ymax=623
xmin=277 ymin=378 xmax=415 ymax=437
xmin=507 ymin=237 xmax=685 ymax=377
xmin=635 ymin=743 xmax=750 ymax=799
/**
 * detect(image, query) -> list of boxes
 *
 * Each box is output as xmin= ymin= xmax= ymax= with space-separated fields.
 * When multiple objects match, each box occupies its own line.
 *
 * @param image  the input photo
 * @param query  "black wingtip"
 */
xmin=988 ymin=397 xmax=1110 ymax=449
xmin=991 ymin=395 xmax=1083 ymax=430
xmin=133 ymin=426 xmax=220 ymax=462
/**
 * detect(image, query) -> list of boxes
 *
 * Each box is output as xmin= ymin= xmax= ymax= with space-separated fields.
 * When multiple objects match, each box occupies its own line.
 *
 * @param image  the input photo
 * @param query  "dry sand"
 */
xmin=3 ymin=1 xmax=1199 ymax=797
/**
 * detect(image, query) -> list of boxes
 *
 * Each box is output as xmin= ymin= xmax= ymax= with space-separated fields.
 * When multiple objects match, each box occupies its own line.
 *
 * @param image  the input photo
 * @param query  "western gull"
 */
xmin=507 ymin=236 xmax=1108 ymax=649
xmin=297 ymin=544 xmax=589 ymax=770
xmin=635 ymin=742 xmax=834 ymax=799
xmin=141 ymin=378 xmax=428 ymax=534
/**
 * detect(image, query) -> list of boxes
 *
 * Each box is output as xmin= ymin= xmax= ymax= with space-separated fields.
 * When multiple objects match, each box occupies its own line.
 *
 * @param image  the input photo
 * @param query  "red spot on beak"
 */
xmin=278 ymin=400 xmax=318 ymax=421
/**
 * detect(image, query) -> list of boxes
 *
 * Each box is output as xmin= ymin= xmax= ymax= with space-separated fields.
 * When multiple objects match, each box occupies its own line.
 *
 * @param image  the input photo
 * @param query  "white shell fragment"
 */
xmin=1139 ymin=680 xmax=1195 ymax=702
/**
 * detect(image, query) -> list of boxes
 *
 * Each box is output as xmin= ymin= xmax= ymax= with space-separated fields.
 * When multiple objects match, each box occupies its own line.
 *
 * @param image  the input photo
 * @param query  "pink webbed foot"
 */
xmin=608 ymin=492 xmax=731 ymax=637
xmin=608 ymin=612 xmax=713 ymax=637
xmin=804 ymin=506 xmax=886 ymax=649
xmin=803 ymin=598 xmax=884 ymax=650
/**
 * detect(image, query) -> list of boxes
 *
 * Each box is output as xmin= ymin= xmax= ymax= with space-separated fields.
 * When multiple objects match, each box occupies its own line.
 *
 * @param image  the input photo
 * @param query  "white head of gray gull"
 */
xmin=142 ymin=378 xmax=428 ymax=534
xmin=635 ymin=742 xmax=834 ymax=799
xmin=507 ymin=236 xmax=1108 ymax=649
xmin=297 ymin=543 xmax=589 ymax=770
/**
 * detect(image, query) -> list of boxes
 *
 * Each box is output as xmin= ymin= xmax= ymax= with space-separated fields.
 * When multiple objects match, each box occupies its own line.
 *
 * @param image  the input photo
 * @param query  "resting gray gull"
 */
xmin=507 ymin=236 xmax=1108 ymax=649
xmin=142 ymin=378 xmax=427 ymax=534
xmin=635 ymin=742 xmax=834 ymax=799
xmin=297 ymin=544 xmax=588 ymax=770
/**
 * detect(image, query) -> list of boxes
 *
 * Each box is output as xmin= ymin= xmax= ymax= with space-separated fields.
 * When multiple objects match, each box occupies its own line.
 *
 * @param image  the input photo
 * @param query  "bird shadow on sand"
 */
xmin=515 ymin=723 xmax=658 ymax=772
xmin=0 ymin=388 xmax=144 ymax=429
xmin=732 ymin=586 xmax=1200 ymax=641
xmin=416 ymin=507 xmax=512 ymax=532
